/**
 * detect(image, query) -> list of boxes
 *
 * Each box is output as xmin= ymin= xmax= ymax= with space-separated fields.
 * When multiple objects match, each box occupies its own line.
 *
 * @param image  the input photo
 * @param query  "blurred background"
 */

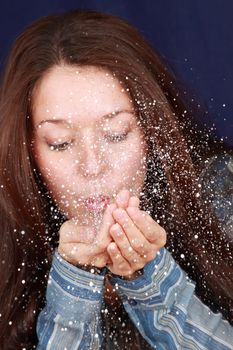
xmin=1 ymin=0 xmax=232 ymax=144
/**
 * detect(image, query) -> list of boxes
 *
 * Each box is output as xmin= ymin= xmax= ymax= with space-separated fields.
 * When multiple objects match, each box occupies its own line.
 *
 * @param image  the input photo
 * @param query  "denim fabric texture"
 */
xmin=36 ymin=154 xmax=233 ymax=350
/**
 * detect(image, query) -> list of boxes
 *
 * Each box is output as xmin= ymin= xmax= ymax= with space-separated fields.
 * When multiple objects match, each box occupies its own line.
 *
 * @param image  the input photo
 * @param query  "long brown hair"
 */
xmin=0 ymin=9 xmax=232 ymax=349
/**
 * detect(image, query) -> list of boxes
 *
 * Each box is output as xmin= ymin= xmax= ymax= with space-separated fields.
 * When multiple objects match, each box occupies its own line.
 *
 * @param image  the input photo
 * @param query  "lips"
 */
xmin=84 ymin=195 xmax=111 ymax=212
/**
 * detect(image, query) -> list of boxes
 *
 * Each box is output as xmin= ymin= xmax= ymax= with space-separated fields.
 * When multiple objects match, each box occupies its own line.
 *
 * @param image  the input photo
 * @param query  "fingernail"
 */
xmin=111 ymin=223 xmax=123 ymax=236
xmin=113 ymin=208 xmax=126 ymax=219
xmin=126 ymin=207 xmax=138 ymax=217
xmin=107 ymin=203 xmax=117 ymax=214
xmin=116 ymin=189 xmax=129 ymax=203
xmin=129 ymin=196 xmax=140 ymax=207
xmin=109 ymin=242 xmax=116 ymax=251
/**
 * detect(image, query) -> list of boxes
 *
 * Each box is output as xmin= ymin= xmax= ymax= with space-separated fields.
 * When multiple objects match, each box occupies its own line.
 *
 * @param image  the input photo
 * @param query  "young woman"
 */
xmin=0 ymin=9 xmax=232 ymax=350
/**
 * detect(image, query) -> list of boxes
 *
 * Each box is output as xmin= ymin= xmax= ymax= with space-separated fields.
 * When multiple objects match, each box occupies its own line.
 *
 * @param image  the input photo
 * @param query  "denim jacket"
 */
xmin=36 ymin=154 xmax=233 ymax=350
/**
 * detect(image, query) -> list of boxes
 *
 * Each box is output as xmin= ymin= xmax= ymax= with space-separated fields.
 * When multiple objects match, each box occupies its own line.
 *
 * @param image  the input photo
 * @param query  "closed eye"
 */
xmin=104 ymin=132 xmax=129 ymax=143
xmin=48 ymin=141 xmax=72 ymax=151
xmin=47 ymin=132 xmax=129 ymax=150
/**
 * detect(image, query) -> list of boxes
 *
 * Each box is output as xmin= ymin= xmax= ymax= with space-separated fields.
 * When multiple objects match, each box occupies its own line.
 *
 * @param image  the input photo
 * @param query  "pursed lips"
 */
xmin=83 ymin=195 xmax=111 ymax=212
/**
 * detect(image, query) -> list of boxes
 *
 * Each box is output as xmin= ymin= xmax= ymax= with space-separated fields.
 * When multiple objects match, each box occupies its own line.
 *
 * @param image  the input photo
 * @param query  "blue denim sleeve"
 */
xmin=36 ymin=251 xmax=105 ymax=350
xmin=110 ymin=248 xmax=233 ymax=350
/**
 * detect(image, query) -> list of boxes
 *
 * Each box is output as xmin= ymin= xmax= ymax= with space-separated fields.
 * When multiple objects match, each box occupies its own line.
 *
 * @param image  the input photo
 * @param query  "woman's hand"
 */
xmin=58 ymin=189 xmax=167 ymax=277
xmin=106 ymin=190 xmax=167 ymax=279
xmin=58 ymin=203 xmax=116 ymax=268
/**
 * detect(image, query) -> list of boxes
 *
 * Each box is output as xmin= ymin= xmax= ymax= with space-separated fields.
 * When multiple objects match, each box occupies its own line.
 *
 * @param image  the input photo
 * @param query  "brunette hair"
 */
xmin=0 ymin=9 xmax=232 ymax=349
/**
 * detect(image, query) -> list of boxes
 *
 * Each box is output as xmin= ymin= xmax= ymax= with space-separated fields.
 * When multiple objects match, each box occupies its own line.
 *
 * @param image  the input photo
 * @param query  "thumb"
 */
xmin=94 ymin=203 xmax=117 ymax=246
xmin=59 ymin=219 xmax=96 ymax=244
xmin=128 ymin=195 xmax=140 ymax=207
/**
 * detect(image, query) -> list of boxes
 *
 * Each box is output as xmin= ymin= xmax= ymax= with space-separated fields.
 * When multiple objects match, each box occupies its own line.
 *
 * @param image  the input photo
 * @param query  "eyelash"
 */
xmin=48 ymin=141 xmax=72 ymax=151
xmin=104 ymin=132 xmax=129 ymax=143
xmin=48 ymin=132 xmax=129 ymax=151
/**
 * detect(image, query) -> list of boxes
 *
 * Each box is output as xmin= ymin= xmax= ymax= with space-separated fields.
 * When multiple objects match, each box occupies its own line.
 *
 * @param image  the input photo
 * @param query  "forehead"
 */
xmin=32 ymin=65 xmax=133 ymax=128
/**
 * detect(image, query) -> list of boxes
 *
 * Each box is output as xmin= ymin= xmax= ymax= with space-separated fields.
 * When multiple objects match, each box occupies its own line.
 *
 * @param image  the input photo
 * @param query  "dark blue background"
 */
xmin=1 ymin=0 xmax=232 ymax=144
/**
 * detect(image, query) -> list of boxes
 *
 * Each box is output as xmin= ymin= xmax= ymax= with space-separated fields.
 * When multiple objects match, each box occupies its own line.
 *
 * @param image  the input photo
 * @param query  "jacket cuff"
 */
xmin=45 ymin=251 xmax=105 ymax=321
xmin=109 ymin=248 xmax=185 ymax=307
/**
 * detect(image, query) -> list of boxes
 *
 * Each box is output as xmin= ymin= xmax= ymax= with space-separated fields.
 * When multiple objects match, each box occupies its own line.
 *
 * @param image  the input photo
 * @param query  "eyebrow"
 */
xmin=35 ymin=109 xmax=134 ymax=130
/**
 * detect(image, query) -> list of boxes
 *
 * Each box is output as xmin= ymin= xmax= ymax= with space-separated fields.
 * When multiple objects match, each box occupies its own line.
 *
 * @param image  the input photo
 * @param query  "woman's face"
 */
xmin=32 ymin=65 xmax=147 ymax=225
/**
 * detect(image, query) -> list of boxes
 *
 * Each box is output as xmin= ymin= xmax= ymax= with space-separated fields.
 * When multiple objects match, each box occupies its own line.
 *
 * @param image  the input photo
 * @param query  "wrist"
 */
xmin=56 ymin=249 xmax=107 ymax=276
xmin=76 ymin=263 xmax=107 ymax=276
xmin=122 ymin=269 xmax=143 ymax=280
xmin=108 ymin=268 xmax=143 ymax=280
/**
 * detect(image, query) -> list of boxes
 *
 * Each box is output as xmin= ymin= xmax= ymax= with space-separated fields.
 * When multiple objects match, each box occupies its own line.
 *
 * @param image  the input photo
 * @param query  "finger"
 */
xmin=128 ymin=196 xmax=140 ymax=207
xmin=115 ymin=189 xmax=130 ymax=208
xmin=58 ymin=241 xmax=109 ymax=267
xmin=90 ymin=252 xmax=110 ymax=268
xmin=126 ymin=207 xmax=167 ymax=246
xmin=107 ymin=242 xmax=132 ymax=275
xmin=59 ymin=220 xmax=95 ymax=244
xmin=112 ymin=209 xmax=151 ymax=255
xmin=94 ymin=203 xmax=117 ymax=250
xmin=109 ymin=223 xmax=145 ymax=268
xmin=58 ymin=242 xmax=89 ymax=265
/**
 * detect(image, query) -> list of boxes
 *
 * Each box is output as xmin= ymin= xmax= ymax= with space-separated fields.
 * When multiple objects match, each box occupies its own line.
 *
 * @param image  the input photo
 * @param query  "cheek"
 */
xmin=109 ymin=140 xmax=147 ymax=186
xmin=33 ymin=144 xmax=73 ymax=193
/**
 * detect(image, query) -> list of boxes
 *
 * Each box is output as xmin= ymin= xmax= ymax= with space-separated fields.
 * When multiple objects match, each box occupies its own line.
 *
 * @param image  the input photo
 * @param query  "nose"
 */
xmin=77 ymin=134 xmax=107 ymax=178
